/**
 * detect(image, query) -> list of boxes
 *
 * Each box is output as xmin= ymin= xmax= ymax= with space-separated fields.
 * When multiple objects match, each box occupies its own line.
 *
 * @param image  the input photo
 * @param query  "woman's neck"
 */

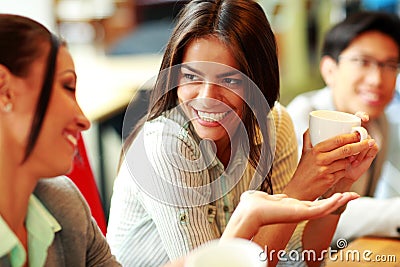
xmin=0 ymin=138 xmax=35 ymax=266
xmin=216 ymin=137 xmax=232 ymax=169
xmin=0 ymin=160 xmax=36 ymax=238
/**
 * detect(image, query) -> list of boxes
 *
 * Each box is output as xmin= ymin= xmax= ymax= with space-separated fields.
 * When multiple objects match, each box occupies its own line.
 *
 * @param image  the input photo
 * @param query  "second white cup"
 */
xmin=184 ymin=238 xmax=266 ymax=267
xmin=309 ymin=110 xmax=368 ymax=146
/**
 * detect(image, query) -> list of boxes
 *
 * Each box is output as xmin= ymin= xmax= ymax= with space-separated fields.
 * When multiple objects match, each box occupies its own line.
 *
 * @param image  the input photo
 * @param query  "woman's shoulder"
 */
xmin=144 ymin=109 xmax=189 ymax=132
xmin=35 ymin=178 xmax=119 ymax=266
xmin=35 ymin=176 xmax=85 ymax=199
xmin=35 ymin=176 xmax=80 ymax=195
xmin=34 ymin=176 xmax=91 ymax=221
xmin=141 ymin=109 xmax=200 ymax=153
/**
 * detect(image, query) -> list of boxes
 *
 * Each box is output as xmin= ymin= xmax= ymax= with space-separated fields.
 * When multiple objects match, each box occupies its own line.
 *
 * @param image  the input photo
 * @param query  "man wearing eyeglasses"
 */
xmin=287 ymin=11 xmax=400 ymax=245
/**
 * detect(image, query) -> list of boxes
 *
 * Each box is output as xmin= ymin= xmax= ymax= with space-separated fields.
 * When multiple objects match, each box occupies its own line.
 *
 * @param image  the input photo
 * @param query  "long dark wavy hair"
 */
xmin=123 ymin=0 xmax=280 ymax=193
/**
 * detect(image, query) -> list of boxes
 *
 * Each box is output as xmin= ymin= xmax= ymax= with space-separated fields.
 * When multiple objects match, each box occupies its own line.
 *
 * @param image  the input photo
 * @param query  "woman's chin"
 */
xmin=193 ymin=124 xmax=226 ymax=142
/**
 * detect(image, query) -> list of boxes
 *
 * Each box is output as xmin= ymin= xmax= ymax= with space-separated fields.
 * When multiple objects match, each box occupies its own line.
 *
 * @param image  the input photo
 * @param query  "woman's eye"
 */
xmin=223 ymin=78 xmax=238 ymax=84
xmin=64 ymin=85 xmax=76 ymax=92
xmin=222 ymin=78 xmax=242 ymax=88
xmin=183 ymin=73 xmax=199 ymax=81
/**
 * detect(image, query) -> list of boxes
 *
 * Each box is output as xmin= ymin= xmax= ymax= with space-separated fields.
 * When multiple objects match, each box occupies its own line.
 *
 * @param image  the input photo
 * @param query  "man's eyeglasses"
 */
xmin=338 ymin=55 xmax=399 ymax=75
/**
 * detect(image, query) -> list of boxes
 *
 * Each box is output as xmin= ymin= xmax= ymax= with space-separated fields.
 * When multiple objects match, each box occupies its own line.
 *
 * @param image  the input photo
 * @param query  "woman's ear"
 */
xmin=0 ymin=65 xmax=14 ymax=112
xmin=320 ymin=56 xmax=338 ymax=87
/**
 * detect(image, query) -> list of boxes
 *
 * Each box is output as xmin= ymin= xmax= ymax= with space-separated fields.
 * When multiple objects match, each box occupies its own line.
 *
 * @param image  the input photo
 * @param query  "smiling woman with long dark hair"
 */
xmin=106 ymin=1 xmax=378 ymax=266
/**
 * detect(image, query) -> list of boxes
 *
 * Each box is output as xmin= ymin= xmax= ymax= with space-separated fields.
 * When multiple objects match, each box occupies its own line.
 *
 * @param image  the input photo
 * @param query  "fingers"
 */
xmin=317 ymin=158 xmax=348 ymax=175
xmin=350 ymin=137 xmax=370 ymax=166
xmin=272 ymin=194 xmax=288 ymax=199
xmin=309 ymin=193 xmax=342 ymax=208
xmin=237 ymin=191 xmax=361 ymax=225
xmin=355 ymin=111 xmax=369 ymax=122
xmin=314 ymin=132 xmax=364 ymax=153
xmin=302 ymin=129 xmax=312 ymax=151
xmin=306 ymin=192 xmax=360 ymax=218
xmin=318 ymin=192 xmax=359 ymax=206
xmin=351 ymin=140 xmax=379 ymax=167
xmin=314 ymin=135 xmax=376 ymax=164
xmin=337 ymin=192 xmax=360 ymax=204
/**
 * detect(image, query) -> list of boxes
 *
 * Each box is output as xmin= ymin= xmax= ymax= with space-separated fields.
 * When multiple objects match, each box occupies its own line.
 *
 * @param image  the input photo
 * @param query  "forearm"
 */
xmin=303 ymin=215 xmax=340 ymax=267
xmin=279 ymin=184 xmax=348 ymax=267
xmin=221 ymin=208 xmax=258 ymax=240
xmin=299 ymin=179 xmax=349 ymax=267
xmin=252 ymin=223 xmax=298 ymax=267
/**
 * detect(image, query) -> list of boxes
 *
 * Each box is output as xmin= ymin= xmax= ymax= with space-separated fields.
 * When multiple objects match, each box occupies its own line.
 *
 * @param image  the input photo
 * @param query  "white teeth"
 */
xmin=364 ymin=92 xmax=379 ymax=101
xmin=66 ymin=134 xmax=77 ymax=146
xmin=197 ymin=110 xmax=229 ymax=122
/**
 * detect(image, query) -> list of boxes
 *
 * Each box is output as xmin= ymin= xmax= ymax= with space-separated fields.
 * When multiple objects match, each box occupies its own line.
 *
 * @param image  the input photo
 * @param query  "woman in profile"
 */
xmin=0 ymin=14 xmax=120 ymax=266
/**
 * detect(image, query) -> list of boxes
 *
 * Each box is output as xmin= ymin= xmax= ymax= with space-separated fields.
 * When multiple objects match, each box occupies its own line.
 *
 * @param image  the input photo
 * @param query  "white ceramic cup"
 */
xmin=184 ymin=238 xmax=267 ymax=267
xmin=309 ymin=110 xmax=368 ymax=146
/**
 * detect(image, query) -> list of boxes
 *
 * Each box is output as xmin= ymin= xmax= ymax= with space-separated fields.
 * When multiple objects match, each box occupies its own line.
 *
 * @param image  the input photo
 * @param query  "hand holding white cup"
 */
xmin=309 ymin=110 xmax=368 ymax=146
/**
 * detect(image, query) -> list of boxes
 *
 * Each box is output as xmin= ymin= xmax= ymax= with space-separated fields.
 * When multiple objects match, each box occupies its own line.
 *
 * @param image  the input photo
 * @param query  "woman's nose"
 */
xmin=76 ymin=107 xmax=91 ymax=131
xmin=199 ymin=81 xmax=221 ymax=99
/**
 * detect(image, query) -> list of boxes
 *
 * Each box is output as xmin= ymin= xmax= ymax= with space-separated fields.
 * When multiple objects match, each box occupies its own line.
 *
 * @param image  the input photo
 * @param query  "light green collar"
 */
xmin=0 ymin=194 xmax=62 ymax=267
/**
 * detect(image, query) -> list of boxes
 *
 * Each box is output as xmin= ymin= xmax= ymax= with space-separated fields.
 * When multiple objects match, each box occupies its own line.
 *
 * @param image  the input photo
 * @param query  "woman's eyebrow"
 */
xmin=181 ymin=65 xmax=205 ymax=76
xmin=182 ymin=65 xmax=240 ymax=78
xmin=216 ymin=70 xmax=241 ymax=78
xmin=59 ymin=69 xmax=77 ymax=79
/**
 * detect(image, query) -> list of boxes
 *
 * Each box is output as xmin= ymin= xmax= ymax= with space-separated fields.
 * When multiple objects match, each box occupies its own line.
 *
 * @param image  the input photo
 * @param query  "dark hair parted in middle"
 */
xmin=322 ymin=11 xmax=400 ymax=62
xmin=124 ymin=0 xmax=280 ymax=193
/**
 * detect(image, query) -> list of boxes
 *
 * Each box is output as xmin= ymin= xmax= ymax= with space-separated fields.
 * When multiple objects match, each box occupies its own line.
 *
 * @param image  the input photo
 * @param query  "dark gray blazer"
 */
xmin=0 ymin=176 xmax=121 ymax=267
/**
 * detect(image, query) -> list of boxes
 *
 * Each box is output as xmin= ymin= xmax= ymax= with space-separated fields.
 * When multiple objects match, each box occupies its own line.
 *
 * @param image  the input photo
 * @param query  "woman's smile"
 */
xmin=192 ymin=107 xmax=232 ymax=127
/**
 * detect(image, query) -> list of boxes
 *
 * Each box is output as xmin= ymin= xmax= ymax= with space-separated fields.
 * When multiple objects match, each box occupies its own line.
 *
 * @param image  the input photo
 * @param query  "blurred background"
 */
xmin=2 ymin=0 xmax=399 ymax=220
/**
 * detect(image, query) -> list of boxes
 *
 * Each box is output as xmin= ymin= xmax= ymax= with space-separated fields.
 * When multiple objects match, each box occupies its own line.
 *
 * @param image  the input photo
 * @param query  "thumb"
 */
xmin=302 ymin=129 xmax=313 ymax=150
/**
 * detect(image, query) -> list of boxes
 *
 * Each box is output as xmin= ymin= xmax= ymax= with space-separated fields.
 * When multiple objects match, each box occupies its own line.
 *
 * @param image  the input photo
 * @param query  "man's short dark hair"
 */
xmin=322 ymin=11 xmax=400 ymax=62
